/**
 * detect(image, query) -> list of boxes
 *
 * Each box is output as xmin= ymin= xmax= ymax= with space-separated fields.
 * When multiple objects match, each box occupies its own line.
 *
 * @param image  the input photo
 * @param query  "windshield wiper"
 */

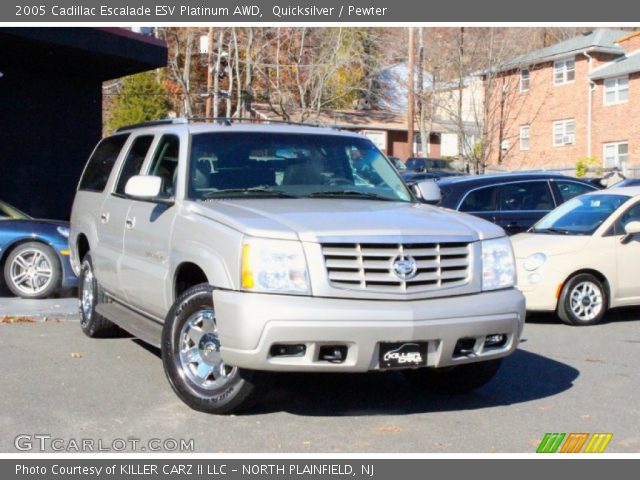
xmin=201 ymin=187 xmax=300 ymax=199
xmin=306 ymin=190 xmax=395 ymax=201
xmin=533 ymin=227 xmax=573 ymax=235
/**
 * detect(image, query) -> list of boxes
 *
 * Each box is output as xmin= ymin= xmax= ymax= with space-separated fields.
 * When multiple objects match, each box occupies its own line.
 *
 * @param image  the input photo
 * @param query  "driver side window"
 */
xmin=615 ymin=202 xmax=640 ymax=235
xmin=148 ymin=135 xmax=180 ymax=196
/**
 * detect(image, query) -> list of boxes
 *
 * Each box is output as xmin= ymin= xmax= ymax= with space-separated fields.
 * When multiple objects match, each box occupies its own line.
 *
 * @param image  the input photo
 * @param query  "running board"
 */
xmin=95 ymin=302 xmax=162 ymax=348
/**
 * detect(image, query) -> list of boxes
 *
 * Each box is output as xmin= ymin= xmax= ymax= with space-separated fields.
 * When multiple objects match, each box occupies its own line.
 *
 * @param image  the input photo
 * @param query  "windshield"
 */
xmin=532 ymin=194 xmax=629 ymax=235
xmin=0 ymin=201 xmax=30 ymax=220
xmin=187 ymin=132 xmax=412 ymax=202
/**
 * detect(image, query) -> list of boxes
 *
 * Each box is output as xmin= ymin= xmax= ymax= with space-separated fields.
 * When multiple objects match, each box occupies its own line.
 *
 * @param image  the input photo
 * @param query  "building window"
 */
xmin=604 ymin=76 xmax=629 ymax=105
xmin=520 ymin=125 xmax=530 ymax=150
xmin=553 ymin=120 xmax=575 ymax=147
xmin=520 ymin=69 xmax=530 ymax=92
xmin=554 ymin=58 xmax=575 ymax=85
xmin=603 ymin=142 xmax=629 ymax=168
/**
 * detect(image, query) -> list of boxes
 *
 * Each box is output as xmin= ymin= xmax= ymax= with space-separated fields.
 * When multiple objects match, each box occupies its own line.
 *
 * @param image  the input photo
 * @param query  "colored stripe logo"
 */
xmin=536 ymin=433 xmax=612 ymax=453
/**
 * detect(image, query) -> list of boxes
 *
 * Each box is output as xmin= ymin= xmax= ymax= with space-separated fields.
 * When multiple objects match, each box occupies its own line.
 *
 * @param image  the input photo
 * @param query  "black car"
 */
xmin=436 ymin=173 xmax=600 ymax=235
xmin=402 ymin=170 xmax=462 ymax=183
xmin=609 ymin=178 xmax=640 ymax=188
xmin=406 ymin=157 xmax=450 ymax=172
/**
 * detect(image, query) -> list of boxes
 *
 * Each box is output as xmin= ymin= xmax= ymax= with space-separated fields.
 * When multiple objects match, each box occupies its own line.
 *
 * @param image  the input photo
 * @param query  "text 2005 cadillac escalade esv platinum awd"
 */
xmin=70 ymin=119 xmax=525 ymax=414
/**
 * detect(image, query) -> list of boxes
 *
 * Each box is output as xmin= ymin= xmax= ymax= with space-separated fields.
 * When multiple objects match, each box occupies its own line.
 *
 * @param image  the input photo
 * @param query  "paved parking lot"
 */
xmin=1 ymin=296 xmax=639 ymax=453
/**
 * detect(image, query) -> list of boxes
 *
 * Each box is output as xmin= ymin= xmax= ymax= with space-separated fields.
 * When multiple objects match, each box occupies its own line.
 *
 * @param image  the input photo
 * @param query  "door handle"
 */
xmin=100 ymin=213 xmax=109 ymax=224
xmin=125 ymin=217 xmax=135 ymax=229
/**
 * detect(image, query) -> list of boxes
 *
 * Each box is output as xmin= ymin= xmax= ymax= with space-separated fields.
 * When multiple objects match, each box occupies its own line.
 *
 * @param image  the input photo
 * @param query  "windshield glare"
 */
xmin=188 ymin=132 xmax=412 ymax=202
xmin=533 ymin=194 xmax=629 ymax=235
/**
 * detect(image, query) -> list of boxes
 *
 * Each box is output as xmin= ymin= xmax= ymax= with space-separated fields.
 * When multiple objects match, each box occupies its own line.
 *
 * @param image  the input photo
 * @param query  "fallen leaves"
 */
xmin=0 ymin=315 xmax=35 ymax=324
xmin=70 ymin=352 xmax=83 ymax=359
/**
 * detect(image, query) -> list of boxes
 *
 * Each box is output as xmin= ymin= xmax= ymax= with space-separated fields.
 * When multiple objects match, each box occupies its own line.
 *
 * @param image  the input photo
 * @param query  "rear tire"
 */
xmin=557 ymin=273 xmax=607 ymax=326
xmin=4 ymin=242 xmax=61 ymax=299
xmin=404 ymin=358 xmax=503 ymax=394
xmin=79 ymin=253 xmax=119 ymax=337
xmin=161 ymin=283 xmax=267 ymax=414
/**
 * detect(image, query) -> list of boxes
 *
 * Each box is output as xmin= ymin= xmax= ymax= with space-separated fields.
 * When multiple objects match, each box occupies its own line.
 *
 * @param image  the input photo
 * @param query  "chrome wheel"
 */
xmin=179 ymin=310 xmax=236 ymax=390
xmin=81 ymin=265 xmax=94 ymax=323
xmin=569 ymin=281 xmax=603 ymax=322
xmin=9 ymin=248 xmax=53 ymax=295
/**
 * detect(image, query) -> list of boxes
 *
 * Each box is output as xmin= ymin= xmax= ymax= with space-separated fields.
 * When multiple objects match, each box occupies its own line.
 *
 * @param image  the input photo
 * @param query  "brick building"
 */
xmin=488 ymin=29 xmax=640 ymax=176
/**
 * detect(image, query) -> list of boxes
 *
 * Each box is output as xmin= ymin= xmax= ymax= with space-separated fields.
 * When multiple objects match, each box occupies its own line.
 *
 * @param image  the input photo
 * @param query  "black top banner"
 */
xmin=3 ymin=0 xmax=640 ymax=22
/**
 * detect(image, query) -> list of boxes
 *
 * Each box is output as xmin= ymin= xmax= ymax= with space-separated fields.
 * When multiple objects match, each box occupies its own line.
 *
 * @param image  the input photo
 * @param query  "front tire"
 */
xmin=79 ymin=253 xmax=119 ymax=337
xmin=161 ymin=283 xmax=266 ymax=414
xmin=3 ymin=242 xmax=61 ymax=299
xmin=557 ymin=273 xmax=607 ymax=326
xmin=404 ymin=358 xmax=503 ymax=394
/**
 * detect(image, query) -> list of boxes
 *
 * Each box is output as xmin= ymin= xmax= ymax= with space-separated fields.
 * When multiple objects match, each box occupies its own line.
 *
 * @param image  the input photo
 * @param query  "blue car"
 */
xmin=0 ymin=200 xmax=77 ymax=298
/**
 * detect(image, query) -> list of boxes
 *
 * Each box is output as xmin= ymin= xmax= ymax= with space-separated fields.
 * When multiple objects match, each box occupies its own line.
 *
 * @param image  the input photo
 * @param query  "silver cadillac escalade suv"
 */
xmin=70 ymin=119 xmax=525 ymax=414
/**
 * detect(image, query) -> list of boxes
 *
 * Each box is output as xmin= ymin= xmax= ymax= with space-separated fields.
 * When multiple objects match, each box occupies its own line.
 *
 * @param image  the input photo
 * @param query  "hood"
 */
xmin=187 ymin=199 xmax=505 ymax=243
xmin=511 ymin=232 xmax=592 ymax=258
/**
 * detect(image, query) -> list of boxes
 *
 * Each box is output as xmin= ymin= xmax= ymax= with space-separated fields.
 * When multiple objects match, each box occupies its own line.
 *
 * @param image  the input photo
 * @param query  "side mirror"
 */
xmin=124 ymin=175 xmax=173 ymax=204
xmin=413 ymin=180 xmax=442 ymax=205
xmin=622 ymin=220 xmax=640 ymax=244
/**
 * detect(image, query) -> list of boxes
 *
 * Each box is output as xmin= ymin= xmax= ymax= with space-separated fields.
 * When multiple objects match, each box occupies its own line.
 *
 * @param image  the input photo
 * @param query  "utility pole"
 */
xmin=205 ymin=27 xmax=215 ymax=118
xmin=407 ymin=27 xmax=415 ymax=158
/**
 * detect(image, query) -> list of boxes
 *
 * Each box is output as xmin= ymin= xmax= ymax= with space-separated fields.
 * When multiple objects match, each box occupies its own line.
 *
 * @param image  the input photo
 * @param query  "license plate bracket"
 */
xmin=379 ymin=342 xmax=428 ymax=369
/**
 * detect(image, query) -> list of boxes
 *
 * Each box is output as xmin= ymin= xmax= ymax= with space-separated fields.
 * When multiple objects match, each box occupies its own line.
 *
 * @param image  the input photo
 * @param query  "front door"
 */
xmin=614 ymin=201 xmax=640 ymax=303
xmin=497 ymin=181 xmax=555 ymax=235
xmin=120 ymin=134 xmax=181 ymax=319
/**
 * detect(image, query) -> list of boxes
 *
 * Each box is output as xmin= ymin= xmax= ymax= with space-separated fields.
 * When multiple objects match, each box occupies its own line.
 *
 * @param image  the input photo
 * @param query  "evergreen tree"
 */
xmin=105 ymin=70 xmax=170 ymax=133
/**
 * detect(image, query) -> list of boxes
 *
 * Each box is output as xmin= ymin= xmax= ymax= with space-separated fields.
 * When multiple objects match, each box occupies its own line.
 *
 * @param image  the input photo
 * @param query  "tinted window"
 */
xmin=79 ymin=134 xmax=129 ymax=192
xmin=615 ymin=202 xmax=640 ymax=235
xmin=500 ymin=181 xmax=554 ymax=211
xmin=459 ymin=185 xmax=499 ymax=212
xmin=148 ymin=135 xmax=180 ymax=196
xmin=115 ymin=136 xmax=154 ymax=195
xmin=555 ymin=180 xmax=595 ymax=203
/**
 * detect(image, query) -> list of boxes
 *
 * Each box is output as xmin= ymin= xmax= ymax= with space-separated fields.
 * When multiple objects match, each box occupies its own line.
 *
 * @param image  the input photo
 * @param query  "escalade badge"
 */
xmin=392 ymin=255 xmax=418 ymax=280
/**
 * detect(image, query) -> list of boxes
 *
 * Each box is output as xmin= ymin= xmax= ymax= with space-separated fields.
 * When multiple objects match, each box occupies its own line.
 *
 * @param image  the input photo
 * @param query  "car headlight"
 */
xmin=56 ymin=226 xmax=70 ymax=238
xmin=523 ymin=252 xmax=546 ymax=271
xmin=241 ymin=238 xmax=310 ymax=294
xmin=481 ymin=237 xmax=516 ymax=291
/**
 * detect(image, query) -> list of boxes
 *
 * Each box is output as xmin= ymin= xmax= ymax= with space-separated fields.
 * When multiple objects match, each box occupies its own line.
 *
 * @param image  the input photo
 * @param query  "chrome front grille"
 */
xmin=321 ymin=242 xmax=472 ymax=293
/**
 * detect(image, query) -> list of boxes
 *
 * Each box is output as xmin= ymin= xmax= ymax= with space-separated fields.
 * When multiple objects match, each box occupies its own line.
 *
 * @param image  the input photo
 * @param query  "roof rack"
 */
xmin=115 ymin=116 xmax=329 ymax=132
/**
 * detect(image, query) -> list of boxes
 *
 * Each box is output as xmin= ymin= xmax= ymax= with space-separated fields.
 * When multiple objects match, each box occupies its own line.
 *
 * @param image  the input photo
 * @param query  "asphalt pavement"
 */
xmin=1 ymin=296 xmax=639 ymax=453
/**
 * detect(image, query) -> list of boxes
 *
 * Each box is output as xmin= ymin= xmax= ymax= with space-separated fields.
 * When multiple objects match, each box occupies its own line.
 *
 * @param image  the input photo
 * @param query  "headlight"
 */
xmin=56 ymin=226 xmax=70 ymax=238
xmin=523 ymin=252 xmax=546 ymax=271
xmin=241 ymin=238 xmax=310 ymax=294
xmin=481 ymin=237 xmax=516 ymax=291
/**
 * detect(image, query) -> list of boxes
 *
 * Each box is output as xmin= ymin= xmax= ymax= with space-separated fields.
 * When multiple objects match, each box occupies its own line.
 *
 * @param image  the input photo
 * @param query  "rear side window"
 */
xmin=79 ymin=134 xmax=129 ymax=192
xmin=555 ymin=180 xmax=595 ymax=203
xmin=115 ymin=135 xmax=154 ymax=195
xmin=500 ymin=181 xmax=554 ymax=211
xmin=459 ymin=185 xmax=499 ymax=212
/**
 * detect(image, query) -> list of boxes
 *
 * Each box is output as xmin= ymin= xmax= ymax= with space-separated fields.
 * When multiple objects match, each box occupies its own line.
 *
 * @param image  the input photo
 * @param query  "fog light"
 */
xmin=485 ymin=334 xmax=507 ymax=348
xmin=270 ymin=344 xmax=306 ymax=357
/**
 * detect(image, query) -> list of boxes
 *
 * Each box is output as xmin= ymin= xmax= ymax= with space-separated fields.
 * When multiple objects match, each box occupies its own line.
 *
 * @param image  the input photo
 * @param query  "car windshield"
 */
xmin=532 ymin=194 xmax=629 ymax=235
xmin=187 ymin=132 xmax=412 ymax=202
xmin=0 ymin=201 xmax=30 ymax=220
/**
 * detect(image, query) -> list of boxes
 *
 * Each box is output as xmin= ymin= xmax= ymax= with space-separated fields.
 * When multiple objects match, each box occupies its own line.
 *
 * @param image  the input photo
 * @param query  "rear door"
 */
xmin=457 ymin=184 xmax=499 ymax=225
xmin=96 ymin=134 xmax=155 ymax=298
xmin=497 ymin=181 xmax=555 ymax=235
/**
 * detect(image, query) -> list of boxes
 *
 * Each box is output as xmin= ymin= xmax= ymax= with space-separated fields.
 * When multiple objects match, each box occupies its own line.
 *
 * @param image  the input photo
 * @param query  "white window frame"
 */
xmin=520 ymin=68 xmax=530 ymax=92
xmin=553 ymin=57 xmax=576 ymax=85
xmin=520 ymin=125 xmax=530 ymax=150
xmin=603 ymin=141 xmax=629 ymax=168
xmin=603 ymin=76 xmax=629 ymax=106
xmin=552 ymin=119 xmax=576 ymax=147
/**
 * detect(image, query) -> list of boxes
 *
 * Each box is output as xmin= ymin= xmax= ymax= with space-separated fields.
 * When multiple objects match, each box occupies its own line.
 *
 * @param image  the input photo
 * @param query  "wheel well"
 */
xmin=562 ymin=269 xmax=611 ymax=308
xmin=77 ymin=234 xmax=90 ymax=262
xmin=174 ymin=263 xmax=209 ymax=300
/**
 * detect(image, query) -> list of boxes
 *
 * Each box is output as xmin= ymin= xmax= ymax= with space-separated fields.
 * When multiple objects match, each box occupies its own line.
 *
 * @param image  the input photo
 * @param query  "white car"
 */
xmin=512 ymin=186 xmax=640 ymax=325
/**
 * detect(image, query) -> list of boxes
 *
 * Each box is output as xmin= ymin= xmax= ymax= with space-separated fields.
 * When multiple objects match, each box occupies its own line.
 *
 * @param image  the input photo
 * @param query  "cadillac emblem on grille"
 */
xmin=391 ymin=255 xmax=418 ymax=280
